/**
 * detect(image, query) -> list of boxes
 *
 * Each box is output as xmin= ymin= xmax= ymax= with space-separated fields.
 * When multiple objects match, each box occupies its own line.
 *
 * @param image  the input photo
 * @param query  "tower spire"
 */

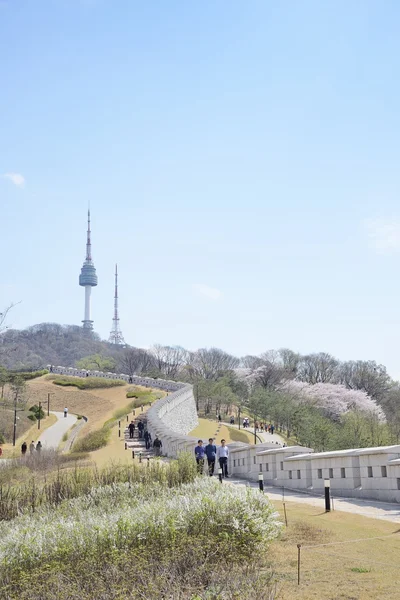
xmin=86 ymin=209 xmax=92 ymax=262
xmin=108 ymin=263 xmax=125 ymax=345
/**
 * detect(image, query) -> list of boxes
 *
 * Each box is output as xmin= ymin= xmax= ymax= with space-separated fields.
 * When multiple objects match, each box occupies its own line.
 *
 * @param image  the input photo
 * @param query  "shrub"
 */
xmin=27 ymin=414 xmax=37 ymax=422
xmin=8 ymin=369 xmax=49 ymax=382
xmin=73 ymin=426 xmax=112 ymax=452
xmin=0 ymin=432 xmax=5 ymax=444
xmin=51 ymin=376 xmax=125 ymax=390
xmin=0 ymin=478 xmax=281 ymax=578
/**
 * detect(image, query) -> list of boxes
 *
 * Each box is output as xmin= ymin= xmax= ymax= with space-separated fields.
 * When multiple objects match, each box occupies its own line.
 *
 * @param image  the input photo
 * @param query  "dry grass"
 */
xmin=189 ymin=417 xmax=255 ymax=444
xmin=270 ymin=499 xmax=400 ymax=600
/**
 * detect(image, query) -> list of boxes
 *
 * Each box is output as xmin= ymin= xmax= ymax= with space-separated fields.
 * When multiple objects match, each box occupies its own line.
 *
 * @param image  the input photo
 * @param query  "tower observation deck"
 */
xmin=79 ymin=210 xmax=98 ymax=330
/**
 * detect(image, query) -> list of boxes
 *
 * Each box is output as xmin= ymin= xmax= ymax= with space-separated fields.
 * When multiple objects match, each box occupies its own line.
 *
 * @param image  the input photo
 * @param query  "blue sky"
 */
xmin=2 ymin=0 xmax=400 ymax=376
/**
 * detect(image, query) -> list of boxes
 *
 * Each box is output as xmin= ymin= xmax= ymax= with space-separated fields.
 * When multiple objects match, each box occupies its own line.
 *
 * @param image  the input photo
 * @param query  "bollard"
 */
xmin=133 ymin=409 xmax=135 ymax=416
xmin=132 ymin=450 xmax=135 ymax=459
xmin=258 ymin=472 xmax=264 ymax=492
xmin=118 ymin=420 xmax=121 ymax=428
xmin=126 ymin=415 xmax=129 ymax=422
xmin=124 ymin=442 xmax=127 ymax=450
xmin=324 ymin=479 xmax=331 ymax=512
xmin=139 ymin=451 xmax=142 ymax=463
xmin=118 ymin=429 xmax=121 ymax=438
xmin=141 ymin=404 xmax=144 ymax=412
xmin=218 ymin=467 xmax=223 ymax=483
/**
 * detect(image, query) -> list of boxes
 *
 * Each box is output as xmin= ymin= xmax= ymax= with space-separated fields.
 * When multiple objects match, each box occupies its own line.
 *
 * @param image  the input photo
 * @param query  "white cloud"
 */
xmin=363 ymin=217 xmax=400 ymax=254
xmin=2 ymin=173 xmax=25 ymax=188
xmin=192 ymin=283 xmax=222 ymax=301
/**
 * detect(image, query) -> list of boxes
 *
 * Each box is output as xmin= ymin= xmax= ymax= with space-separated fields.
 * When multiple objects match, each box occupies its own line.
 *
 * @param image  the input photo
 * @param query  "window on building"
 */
xmin=341 ymin=468 xmax=346 ymax=479
xmin=266 ymin=463 xmax=269 ymax=472
xmin=397 ymin=478 xmax=400 ymax=490
xmin=259 ymin=464 xmax=263 ymax=472
xmin=280 ymin=461 xmax=284 ymax=470
xmin=317 ymin=469 xmax=322 ymax=479
xmin=368 ymin=466 xmax=373 ymax=478
xmin=253 ymin=456 xmax=256 ymax=464
xmin=329 ymin=468 xmax=334 ymax=478
xmin=289 ymin=470 xmax=292 ymax=479
xmin=381 ymin=466 xmax=387 ymax=478
xmin=233 ymin=460 xmax=236 ymax=467
xmin=297 ymin=470 xmax=301 ymax=479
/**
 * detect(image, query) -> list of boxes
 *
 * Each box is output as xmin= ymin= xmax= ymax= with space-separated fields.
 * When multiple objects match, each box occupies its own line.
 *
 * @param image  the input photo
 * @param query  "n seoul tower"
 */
xmin=79 ymin=210 xmax=98 ymax=330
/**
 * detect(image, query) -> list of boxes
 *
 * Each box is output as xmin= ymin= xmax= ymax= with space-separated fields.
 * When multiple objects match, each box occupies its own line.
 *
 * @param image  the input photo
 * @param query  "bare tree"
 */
xmin=278 ymin=348 xmax=300 ymax=377
xmin=149 ymin=345 xmax=189 ymax=379
xmin=120 ymin=347 xmax=154 ymax=377
xmin=190 ymin=348 xmax=240 ymax=380
xmin=336 ymin=360 xmax=390 ymax=400
xmin=297 ymin=352 xmax=338 ymax=384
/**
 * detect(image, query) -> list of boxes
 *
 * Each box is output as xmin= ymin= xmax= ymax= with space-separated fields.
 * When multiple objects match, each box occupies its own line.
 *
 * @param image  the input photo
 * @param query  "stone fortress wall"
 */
xmin=49 ymin=366 xmax=400 ymax=503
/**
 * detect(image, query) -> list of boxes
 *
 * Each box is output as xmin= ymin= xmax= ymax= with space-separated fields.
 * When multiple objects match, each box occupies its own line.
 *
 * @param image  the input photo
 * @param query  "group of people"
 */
xmin=21 ymin=440 xmax=42 ymax=455
xmin=194 ymin=438 xmax=230 ymax=478
xmin=254 ymin=422 xmax=275 ymax=434
xmin=128 ymin=420 xmax=163 ymax=455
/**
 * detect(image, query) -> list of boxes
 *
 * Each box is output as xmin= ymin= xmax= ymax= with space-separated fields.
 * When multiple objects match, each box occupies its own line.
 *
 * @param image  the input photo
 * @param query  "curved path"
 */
xmin=37 ymin=411 xmax=77 ymax=449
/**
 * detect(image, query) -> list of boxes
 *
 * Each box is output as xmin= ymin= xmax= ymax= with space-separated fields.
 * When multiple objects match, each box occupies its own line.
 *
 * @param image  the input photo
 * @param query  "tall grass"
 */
xmin=0 ymin=452 xmax=197 ymax=521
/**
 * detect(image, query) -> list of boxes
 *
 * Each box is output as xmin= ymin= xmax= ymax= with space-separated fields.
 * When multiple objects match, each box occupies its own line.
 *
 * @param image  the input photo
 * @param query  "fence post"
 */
xmin=124 ymin=442 xmax=127 ymax=450
xmin=297 ymin=544 xmax=301 ymax=585
xmin=132 ymin=450 xmax=135 ymax=459
xmin=283 ymin=502 xmax=288 ymax=526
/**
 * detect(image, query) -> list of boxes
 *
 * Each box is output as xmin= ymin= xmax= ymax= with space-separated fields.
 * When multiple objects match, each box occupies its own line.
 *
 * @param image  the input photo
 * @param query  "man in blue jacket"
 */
xmin=194 ymin=439 xmax=205 ymax=474
xmin=204 ymin=437 xmax=217 ymax=476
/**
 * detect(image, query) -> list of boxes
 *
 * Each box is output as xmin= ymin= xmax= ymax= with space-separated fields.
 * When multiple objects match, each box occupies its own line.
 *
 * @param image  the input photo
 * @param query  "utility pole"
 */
xmin=38 ymin=401 xmax=42 ymax=430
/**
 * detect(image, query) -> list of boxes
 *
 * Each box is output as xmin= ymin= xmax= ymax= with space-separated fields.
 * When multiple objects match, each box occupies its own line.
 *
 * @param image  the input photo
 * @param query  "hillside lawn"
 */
xmin=1 ymin=413 xmax=58 ymax=458
xmin=270 ymin=498 xmax=400 ymax=600
xmin=189 ymin=417 xmax=256 ymax=445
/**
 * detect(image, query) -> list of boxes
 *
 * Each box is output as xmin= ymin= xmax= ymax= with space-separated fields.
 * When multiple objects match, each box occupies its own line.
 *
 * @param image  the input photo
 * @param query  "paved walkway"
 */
xmin=228 ymin=422 xmax=285 ymax=445
xmin=228 ymin=476 xmax=400 ymax=523
xmin=37 ymin=411 xmax=77 ymax=449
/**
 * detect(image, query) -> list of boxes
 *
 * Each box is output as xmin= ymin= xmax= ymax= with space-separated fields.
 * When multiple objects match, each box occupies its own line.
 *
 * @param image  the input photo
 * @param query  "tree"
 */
xmin=119 ymin=347 xmax=154 ymax=377
xmin=336 ymin=360 xmax=390 ymax=400
xmin=149 ymin=345 xmax=189 ymax=379
xmin=76 ymin=354 xmax=117 ymax=372
xmin=297 ymin=352 xmax=339 ymax=384
xmin=190 ymin=348 xmax=240 ymax=380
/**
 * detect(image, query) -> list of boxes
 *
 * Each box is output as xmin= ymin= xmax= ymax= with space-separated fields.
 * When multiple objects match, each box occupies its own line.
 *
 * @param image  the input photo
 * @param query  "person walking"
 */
xmin=216 ymin=439 xmax=229 ymax=478
xmin=218 ymin=414 xmax=222 ymax=423
xmin=144 ymin=430 xmax=151 ymax=450
xmin=271 ymin=424 xmax=275 ymax=435
xmin=21 ymin=441 xmax=27 ymax=455
xmin=138 ymin=421 xmax=144 ymax=439
xmin=153 ymin=436 xmax=162 ymax=456
xmin=194 ymin=440 xmax=205 ymax=474
xmin=205 ymin=437 xmax=217 ymax=476
xmin=29 ymin=441 xmax=35 ymax=454
xmin=64 ymin=407 xmax=68 ymax=418
xmin=230 ymin=416 xmax=234 ymax=425
xmin=128 ymin=421 xmax=135 ymax=439
xmin=36 ymin=441 xmax=42 ymax=452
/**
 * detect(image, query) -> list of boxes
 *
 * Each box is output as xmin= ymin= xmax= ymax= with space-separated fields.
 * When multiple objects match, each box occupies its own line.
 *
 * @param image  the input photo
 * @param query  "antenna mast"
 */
xmin=108 ymin=264 xmax=125 ymax=345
